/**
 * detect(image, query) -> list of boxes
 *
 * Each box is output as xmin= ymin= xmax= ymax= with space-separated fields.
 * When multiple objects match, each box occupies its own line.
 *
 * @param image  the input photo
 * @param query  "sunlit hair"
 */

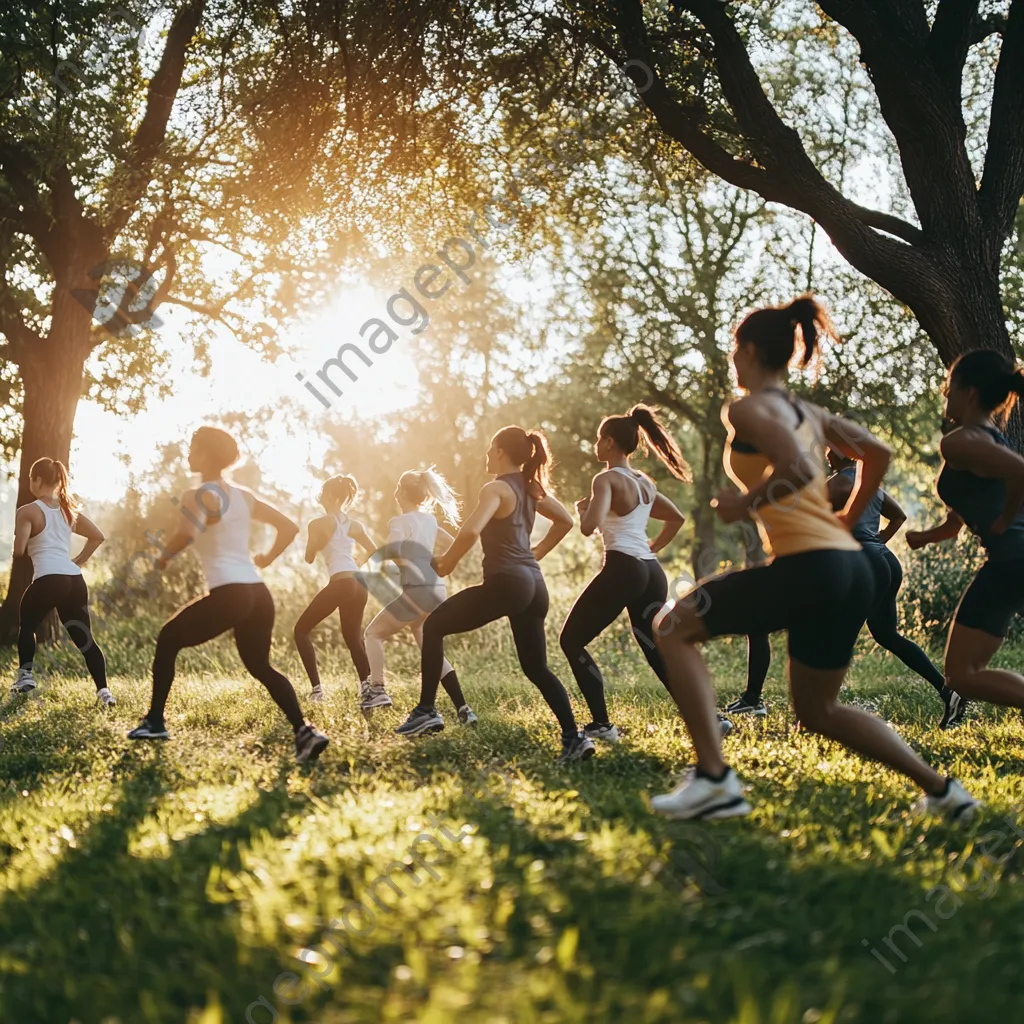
xmin=735 ymin=294 xmax=837 ymax=371
xmin=599 ymin=404 xmax=692 ymax=482
xmin=29 ymin=457 xmax=79 ymax=525
xmin=399 ymin=466 xmax=460 ymax=524
xmin=191 ymin=426 xmax=239 ymax=472
xmin=493 ymin=425 xmax=552 ymax=494
xmin=319 ymin=474 xmax=358 ymax=512
xmin=949 ymin=348 xmax=1024 ymax=423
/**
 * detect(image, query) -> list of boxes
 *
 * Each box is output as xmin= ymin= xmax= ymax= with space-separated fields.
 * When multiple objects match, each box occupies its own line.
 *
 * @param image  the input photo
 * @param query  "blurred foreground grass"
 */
xmin=1 ymin=625 xmax=1023 ymax=1023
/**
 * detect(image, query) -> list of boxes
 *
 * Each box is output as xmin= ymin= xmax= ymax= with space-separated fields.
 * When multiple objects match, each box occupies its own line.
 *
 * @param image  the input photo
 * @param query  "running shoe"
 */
xmin=915 ymin=778 xmax=981 ymax=826
xmin=584 ymin=722 xmax=620 ymax=744
xmin=127 ymin=717 xmax=169 ymax=740
xmin=939 ymin=686 xmax=963 ymax=730
xmin=96 ymin=687 xmax=117 ymax=708
xmin=718 ymin=715 xmax=734 ymax=737
xmin=457 ymin=705 xmax=479 ymax=726
xmin=950 ymin=697 xmax=970 ymax=728
xmin=723 ymin=695 xmax=767 ymax=717
xmin=361 ymin=681 xmax=393 ymax=710
xmin=309 ymin=686 xmax=324 ymax=703
xmin=295 ymin=723 xmax=330 ymax=764
xmin=12 ymin=666 xmax=36 ymax=694
xmin=395 ymin=707 xmax=445 ymax=737
xmin=651 ymin=767 xmax=751 ymax=820
xmin=557 ymin=732 xmax=596 ymax=763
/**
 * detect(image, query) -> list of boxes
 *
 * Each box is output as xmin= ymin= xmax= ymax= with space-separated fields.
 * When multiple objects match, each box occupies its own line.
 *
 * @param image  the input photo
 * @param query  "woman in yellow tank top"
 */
xmin=649 ymin=296 xmax=979 ymax=825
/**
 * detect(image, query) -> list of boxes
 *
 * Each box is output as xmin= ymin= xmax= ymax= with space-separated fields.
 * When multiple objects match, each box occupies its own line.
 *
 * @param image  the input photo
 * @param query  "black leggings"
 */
xmin=19 ymin=573 xmax=107 ymax=689
xmin=863 ymin=544 xmax=945 ymax=693
xmin=744 ymin=634 xmax=771 ymax=702
xmin=150 ymin=582 xmax=304 ymax=730
xmin=559 ymin=551 xmax=668 ymax=724
xmin=421 ymin=567 xmax=578 ymax=738
xmin=294 ymin=573 xmax=371 ymax=689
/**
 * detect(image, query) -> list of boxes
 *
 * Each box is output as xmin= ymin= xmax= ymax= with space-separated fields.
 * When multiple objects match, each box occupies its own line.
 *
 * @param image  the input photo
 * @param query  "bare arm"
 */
xmin=13 ymin=506 xmax=39 ymax=558
xmin=942 ymin=428 xmax=1024 ymax=534
xmin=578 ymin=474 xmax=613 ymax=536
xmin=822 ymin=414 xmax=891 ymax=530
xmin=532 ymin=492 xmax=574 ymax=561
xmin=826 ymin=472 xmax=854 ymax=513
xmin=906 ymin=511 xmax=965 ymax=550
xmin=877 ymin=491 xmax=907 ymax=545
xmin=304 ymin=517 xmax=332 ymax=563
xmin=157 ymin=489 xmax=201 ymax=569
xmin=251 ymin=494 xmax=299 ymax=568
xmin=648 ymin=491 xmax=685 ymax=554
xmin=348 ymin=520 xmax=378 ymax=564
xmin=434 ymin=482 xmax=504 ymax=577
xmin=72 ymin=513 xmax=105 ymax=567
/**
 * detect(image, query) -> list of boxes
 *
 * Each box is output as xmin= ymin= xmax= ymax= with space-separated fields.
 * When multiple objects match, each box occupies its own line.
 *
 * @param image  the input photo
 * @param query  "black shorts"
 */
xmin=693 ymin=548 xmax=875 ymax=670
xmin=954 ymin=558 xmax=1024 ymax=638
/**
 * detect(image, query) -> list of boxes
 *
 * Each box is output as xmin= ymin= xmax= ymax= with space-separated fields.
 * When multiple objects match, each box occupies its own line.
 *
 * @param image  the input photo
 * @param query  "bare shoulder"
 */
xmin=940 ymin=425 xmax=992 ymax=462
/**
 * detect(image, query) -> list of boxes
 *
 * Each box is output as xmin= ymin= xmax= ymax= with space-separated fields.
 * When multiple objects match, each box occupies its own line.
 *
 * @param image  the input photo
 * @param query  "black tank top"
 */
xmin=481 ymin=472 xmax=538 ymax=576
xmin=937 ymin=425 xmax=1024 ymax=561
xmin=838 ymin=466 xmax=884 ymax=545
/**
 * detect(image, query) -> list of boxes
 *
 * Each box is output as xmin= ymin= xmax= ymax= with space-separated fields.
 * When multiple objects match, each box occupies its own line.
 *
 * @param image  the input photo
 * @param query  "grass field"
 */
xmin=1 ymin=627 xmax=1023 ymax=1024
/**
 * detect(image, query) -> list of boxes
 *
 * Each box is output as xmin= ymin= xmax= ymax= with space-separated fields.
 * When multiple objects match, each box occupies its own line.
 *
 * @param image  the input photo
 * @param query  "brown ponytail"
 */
xmin=319 ymin=474 xmax=358 ymax=512
xmin=599 ymin=405 xmax=692 ymax=482
xmin=949 ymin=348 xmax=1024 ymax=420
xmin=29 ymin=457 xmax=80 ymax=525
xmin=493 ymin=425 xmax=552 ymax=494
xmin=735 ymin=294 xmax=837 ymax=370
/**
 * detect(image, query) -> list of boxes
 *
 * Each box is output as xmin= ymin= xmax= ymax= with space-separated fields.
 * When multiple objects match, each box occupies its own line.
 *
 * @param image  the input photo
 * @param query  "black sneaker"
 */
xmin=557 ymin=732 xmax=596 ymax=763
xmin=127 ymin=717 xmax=169 ymax=740
xmin=295 ymin=723 xmax=329 ymax=764
xmin=949 ymin=696 xmax=969 ymax=728
xmin=395 ymin=707 xmax=445 ymax=737
xmin=939 ymin=686 xmax=963 ymax=730
xmin=724 ymin=695 xmax=767 ymax=716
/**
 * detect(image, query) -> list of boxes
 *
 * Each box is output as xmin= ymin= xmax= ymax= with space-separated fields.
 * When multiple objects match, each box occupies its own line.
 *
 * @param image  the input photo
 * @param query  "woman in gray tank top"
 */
xmin=395 ymin=426 xmax=596 ymax=762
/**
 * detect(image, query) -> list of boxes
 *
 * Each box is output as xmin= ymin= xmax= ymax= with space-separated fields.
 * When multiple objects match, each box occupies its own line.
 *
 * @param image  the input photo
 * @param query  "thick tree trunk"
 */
xmin=0 ymin=292 xmax=92 ymax=643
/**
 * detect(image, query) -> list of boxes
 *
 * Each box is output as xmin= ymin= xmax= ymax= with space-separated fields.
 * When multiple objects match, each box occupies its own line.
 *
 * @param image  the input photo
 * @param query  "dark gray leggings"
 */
xmin=420 ymin=567 xmax=578 ymax=739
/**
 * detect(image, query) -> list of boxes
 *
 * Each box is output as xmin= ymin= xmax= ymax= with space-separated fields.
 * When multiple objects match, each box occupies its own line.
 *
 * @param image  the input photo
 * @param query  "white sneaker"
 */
xmin=309 ymin=686 xmax=324 ymax=703
xmin=96 ymin=687 xmax=116 ymax=707
xmin=916 ymin=778 xmax=981 ymax=826
xmin=583 ymin=723 xmax=620 ymax=744
xmin=651 ymin=767 xmax=751 ymax=820
xmin=12 ymin=666 xmax=36 ymax=694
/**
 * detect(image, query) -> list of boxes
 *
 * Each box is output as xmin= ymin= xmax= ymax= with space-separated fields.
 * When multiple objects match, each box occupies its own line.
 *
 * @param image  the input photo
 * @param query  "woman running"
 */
xmin=559 ymin=405 xmax=689 ymax=742
xmin=12 ymin=458 xmax=112 ymax=705
xmin=128 ymin=427 xmax=328 ymax=763
xmin=722 ymin=634 xmax=772 ymax=718
xmin=826 ymin=447 xmax=949 ymax=717
xmin=649 ymin=296 xmax=978 ymax=822
xmin=362 ymin=467 xmax=477 ymax=722
xmin=906 ymin=348 xmax=1024 ymax=727
xmin=396 ymin=426 xmax=595 ymax=762
xmin=294 ymin=475 xmax=377 ymax=703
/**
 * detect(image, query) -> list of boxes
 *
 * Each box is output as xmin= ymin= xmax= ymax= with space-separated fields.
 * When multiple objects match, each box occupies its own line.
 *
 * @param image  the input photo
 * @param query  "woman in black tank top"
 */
xmin=395 ymin=426 xmax=596 ymax=763
xmin=907 ymin=349 xmax=1024 ymax=724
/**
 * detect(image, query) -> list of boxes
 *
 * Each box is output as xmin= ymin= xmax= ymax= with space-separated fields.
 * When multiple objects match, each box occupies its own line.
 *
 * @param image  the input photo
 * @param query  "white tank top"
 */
xmin=321 ymin=513 xmax=360 ymax=576
xmin=599 ymin=468 xmax=656 ymax=560
xmin=191 ymin=483 xmax=261 ymax=589
xmin=26 ymin=500 xmax=82 ymax=580
xmin=386 ymin=510 xmax=446 ymax=589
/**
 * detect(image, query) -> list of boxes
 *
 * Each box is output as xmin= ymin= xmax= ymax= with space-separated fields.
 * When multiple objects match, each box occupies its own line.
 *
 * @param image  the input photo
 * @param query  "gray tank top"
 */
xmin=838 ymin=466 xmax=883 ymax=545
xmin=481 ymin=472 xmax=539 ymax=576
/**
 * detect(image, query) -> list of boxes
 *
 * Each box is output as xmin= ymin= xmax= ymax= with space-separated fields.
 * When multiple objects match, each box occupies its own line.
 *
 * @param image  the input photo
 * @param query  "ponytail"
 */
xmin=949 ymin=348 xmax=1024 ymax=420
xmin=597 ymin=405 xmax=692 ymax=482
xmin=399 ymin=466 xmax=461 ymax=524
xmin=493 ymin=425 xmax=552 ymax=494
xmin=735 ymin=293 xmax=837 ymax=370
xmin=319 ymin=474 xmax=358 ymax=512
xmin=29 ymin=457 xmax=80 ymax=525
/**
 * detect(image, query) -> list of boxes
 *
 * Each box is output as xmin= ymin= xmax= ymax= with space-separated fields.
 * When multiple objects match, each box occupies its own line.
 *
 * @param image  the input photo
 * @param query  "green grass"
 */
xmin=1 ymin=630 xmax=1023 ymax=1024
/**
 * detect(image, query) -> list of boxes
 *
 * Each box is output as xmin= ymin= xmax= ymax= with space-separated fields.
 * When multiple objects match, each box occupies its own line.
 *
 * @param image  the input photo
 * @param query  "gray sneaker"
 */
xmin=395 ymin=707 xmax=444 ymax=737
xmin=583 ymin=722 xmax=620 ymax=744
xmin=557 ymin=732 xmax=597 ymax=763
xmin=361 ymin=681 xmax=393 ymax=709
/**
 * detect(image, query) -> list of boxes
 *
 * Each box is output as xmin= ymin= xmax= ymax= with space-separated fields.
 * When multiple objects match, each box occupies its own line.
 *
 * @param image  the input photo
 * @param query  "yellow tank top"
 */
xmin=724 ymin=397 xmax=861 ymax=558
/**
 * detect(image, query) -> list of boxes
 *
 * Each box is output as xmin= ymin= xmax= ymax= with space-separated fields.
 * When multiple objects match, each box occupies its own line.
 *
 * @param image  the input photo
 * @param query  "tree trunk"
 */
xmin=0 ymin=292 xmax=92 ymax=643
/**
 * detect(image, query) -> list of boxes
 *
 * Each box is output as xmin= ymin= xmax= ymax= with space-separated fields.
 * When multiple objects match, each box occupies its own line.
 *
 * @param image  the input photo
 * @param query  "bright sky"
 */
xmin=70 ymin=284 xmax=422 ymax=504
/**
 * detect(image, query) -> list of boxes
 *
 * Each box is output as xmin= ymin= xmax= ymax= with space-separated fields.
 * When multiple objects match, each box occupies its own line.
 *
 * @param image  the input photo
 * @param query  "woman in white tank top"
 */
xmin=559 ymin=406 xmax=691 ymax=744
xmin=362 ymin=467 xmax=476 ymax=721
xmin=293 ymin=474 xmax=378 ymax=703
xmin=12 ymin=457 xmax=112 ymax=704
xmin=127 ymin=426 xmax=329 ymax=764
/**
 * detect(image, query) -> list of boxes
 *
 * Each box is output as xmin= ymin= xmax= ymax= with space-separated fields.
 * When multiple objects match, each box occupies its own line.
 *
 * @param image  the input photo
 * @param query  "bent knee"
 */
xmin=652 ymin=604 xmax=705 ymax=648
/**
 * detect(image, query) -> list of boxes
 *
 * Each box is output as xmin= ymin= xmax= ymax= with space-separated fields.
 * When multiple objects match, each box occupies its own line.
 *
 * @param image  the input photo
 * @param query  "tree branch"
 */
xmin=929 ymin=0 xmax=981 ymax=98
xmin=978 ymin=0 xmax=1024 ymax=239
xmin=103 ymin=1 xmax=207 ymax=242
